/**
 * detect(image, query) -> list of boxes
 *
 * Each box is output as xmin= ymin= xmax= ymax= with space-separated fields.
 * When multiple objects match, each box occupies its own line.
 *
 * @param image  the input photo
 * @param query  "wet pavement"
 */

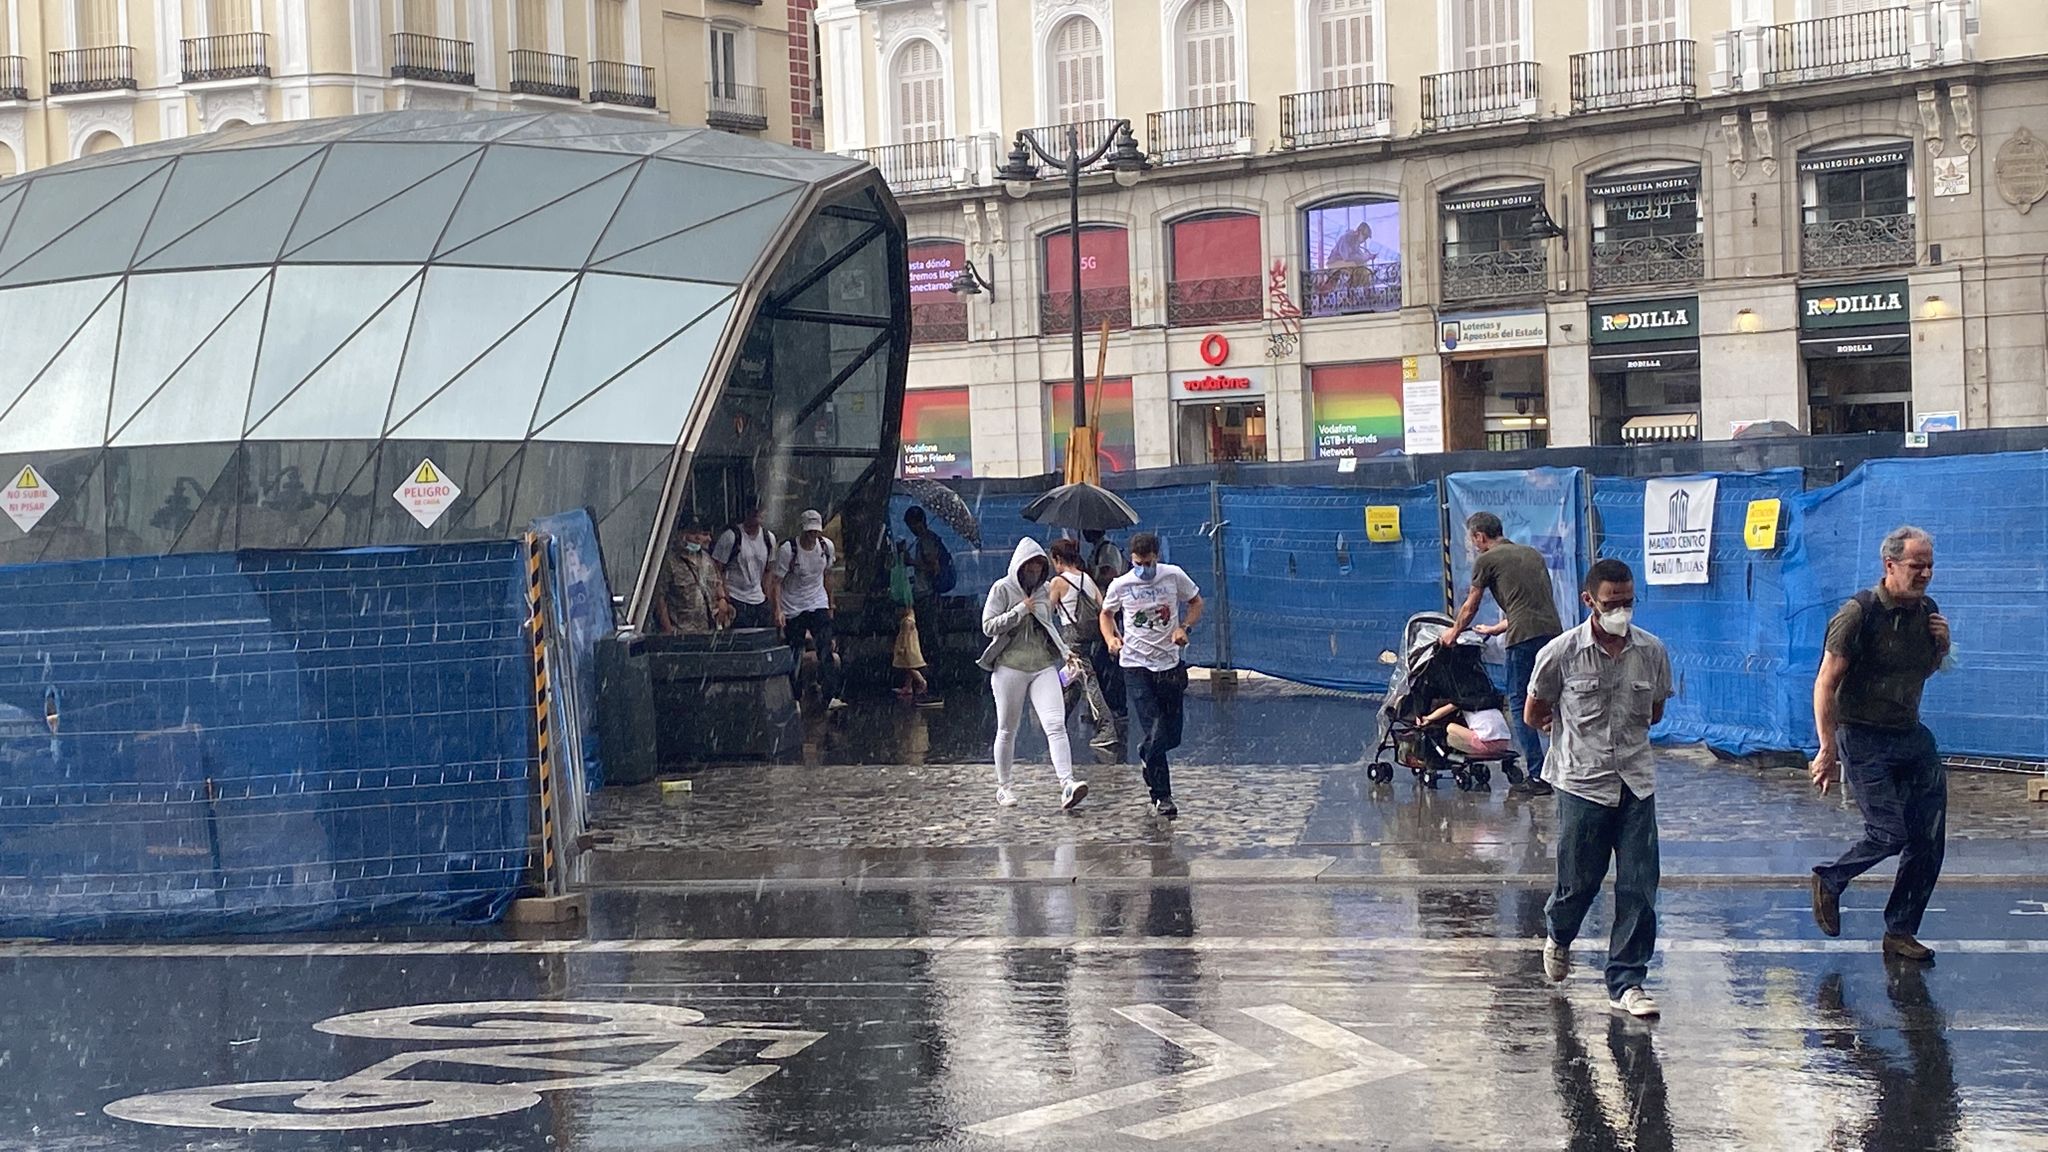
xmin=16 ymin=681 xmax=2048 ymax=1149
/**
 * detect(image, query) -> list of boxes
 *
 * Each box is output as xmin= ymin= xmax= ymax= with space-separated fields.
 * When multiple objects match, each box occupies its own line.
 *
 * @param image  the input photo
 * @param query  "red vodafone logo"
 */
xmin=1199 ymin=333 xmax=1230 ymax=366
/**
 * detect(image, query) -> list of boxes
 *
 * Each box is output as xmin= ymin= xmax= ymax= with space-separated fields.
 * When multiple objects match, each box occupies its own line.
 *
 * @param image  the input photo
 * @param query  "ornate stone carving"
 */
xmin=1721 ymin=113 xmax=1746 ymax=181
xmin=1034 ymin=0 xmax=1110 ymax=39
xmin=1918 ymin=86 xmax=1945 ymax=157
xmin=65 ymin=100 xmax=135 ymax=159
xmin=198 ymin=85 xmax=270 ymax=133
xmin=399 ymin=85 xmax=470 ymax=111
xmin=1750 ymin=109 xmax=1776 ymax=178
xmin=0 ymin=109 xmax=25 ymax=175
xmin=1995 ymin=128 xmax=2048 ymax=215
xmin=1951 ymin=83 xmax=1978 ymax=155
xmin=874 ymin=0 xmax=949 ymax=52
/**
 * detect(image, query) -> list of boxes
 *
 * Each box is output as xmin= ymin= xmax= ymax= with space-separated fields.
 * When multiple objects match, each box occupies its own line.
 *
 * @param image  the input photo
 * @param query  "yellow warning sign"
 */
xmin=14 ymin=467 xmax=39 ymax=489
xmin=1744 ymin=499 xmax=1781 ymax=551
xmin=412 ymin=462 xmax=440 ymax=484
xmin=1365 ymin=505 xmax=1402 ymax=543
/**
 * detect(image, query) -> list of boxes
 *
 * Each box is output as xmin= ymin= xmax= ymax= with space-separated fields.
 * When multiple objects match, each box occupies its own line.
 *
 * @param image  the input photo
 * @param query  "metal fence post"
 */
xmin=1438 ymin=475 xmax=1454 ymax=615
xmin=1208 ymin=480 xmax=1234 ymax=680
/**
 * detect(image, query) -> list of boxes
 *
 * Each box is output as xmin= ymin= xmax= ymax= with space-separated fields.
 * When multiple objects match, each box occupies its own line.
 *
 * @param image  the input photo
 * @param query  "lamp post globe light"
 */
xmin=996 ymin=120 xmax=1149 ymax=461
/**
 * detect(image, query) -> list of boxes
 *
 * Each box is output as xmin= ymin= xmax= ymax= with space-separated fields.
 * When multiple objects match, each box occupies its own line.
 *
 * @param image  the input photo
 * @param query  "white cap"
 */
xmin=799 ymin=509 xmax=824 ymax=532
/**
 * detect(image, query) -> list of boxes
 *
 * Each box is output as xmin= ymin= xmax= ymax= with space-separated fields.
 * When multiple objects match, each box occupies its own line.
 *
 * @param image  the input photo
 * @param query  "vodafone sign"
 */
xmin=1170 ymin=367 xmax=1269 ymax=401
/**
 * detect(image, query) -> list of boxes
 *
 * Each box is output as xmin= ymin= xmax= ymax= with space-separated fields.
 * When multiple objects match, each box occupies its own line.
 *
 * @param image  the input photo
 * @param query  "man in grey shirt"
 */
xmin=1442 ymin=512 xmax=1566 ymax=795
xmin=1526 ymin=557 xmax=1674 ymax=1019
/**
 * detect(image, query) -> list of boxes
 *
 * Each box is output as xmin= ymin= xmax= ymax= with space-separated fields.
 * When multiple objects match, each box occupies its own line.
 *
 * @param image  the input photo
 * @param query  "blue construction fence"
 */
xmin=0 ymin=541 xmax=537 ymax=938
xmin=897 ymin=448 xmax=2048 ymax=761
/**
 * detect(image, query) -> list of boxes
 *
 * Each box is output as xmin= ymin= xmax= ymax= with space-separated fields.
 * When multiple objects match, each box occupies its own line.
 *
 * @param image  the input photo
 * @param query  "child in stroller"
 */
xmin=1369 ymin=611 xmax=1525 ymax=791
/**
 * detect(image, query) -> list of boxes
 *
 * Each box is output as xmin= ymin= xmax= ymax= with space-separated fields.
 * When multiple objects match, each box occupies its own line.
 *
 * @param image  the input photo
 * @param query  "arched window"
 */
xmin=1177 ymin=0 xmax=1237 ymax=106
xmin=1312 ymin=0 xmax=1375 ymax=89
xmin=893 ymin=39 xmax=946 ymax=143
xmin=1301 ymin=197 xmax=1401 ymax=316
xmin=81 ymin=131 xmax=122 ymax=157
xmin=1040 ymin=224 xmax=1131 ymax=335
xmin=1166 ymin=211 xmax=1262 ymax=326
xmin=1048 ymin=15 xmax=1105 ymax=125
xmin=0 ymin=143 xmax=16 ymax=179
xmin=908 ymin=239 xmax=968 ymax=345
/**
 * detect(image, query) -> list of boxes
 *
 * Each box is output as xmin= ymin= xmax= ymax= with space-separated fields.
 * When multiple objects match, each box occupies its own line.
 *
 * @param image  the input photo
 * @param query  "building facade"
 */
xmin=0 ymin=0 xmax=823 ymax=175
xmin=819 ymin=0 xmax=2048 ymax=479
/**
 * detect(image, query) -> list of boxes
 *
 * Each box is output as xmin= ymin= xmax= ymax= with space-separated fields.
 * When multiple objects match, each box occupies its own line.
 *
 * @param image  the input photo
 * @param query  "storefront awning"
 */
xmin=1622 ymin=413 xmax=1700 ymax=442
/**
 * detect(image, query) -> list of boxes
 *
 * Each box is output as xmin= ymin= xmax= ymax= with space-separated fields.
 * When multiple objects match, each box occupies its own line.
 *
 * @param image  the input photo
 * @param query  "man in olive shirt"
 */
xmin=1810 ymin=525 xmax=1952 ymax=964
xmin=1442 ymin=512 xmax=1566 ymax=794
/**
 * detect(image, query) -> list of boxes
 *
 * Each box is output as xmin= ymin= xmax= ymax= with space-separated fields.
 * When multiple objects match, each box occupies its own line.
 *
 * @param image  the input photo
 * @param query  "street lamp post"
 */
xmin=997 ymin=121 xmax=1148 ymax=481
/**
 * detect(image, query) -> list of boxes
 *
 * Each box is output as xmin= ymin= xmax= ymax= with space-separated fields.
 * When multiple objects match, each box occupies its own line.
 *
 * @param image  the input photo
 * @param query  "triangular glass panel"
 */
xmin=372 ymin=440 xmax=522 ymax=542
xmin=391 ymin=280 xmax=573 ymax=440
xmin=103 ymin=443 xmax=239 ymax=554
xmin=247 ymin=277 xmax=420 ymax=441
xmin=434 ymin=147 xmax=637 ymax=257
xmin=284 ymin=153 xmax=482 ymax=264
xmin=348 ymin=112 xmax=541 ymax=142
xmin=109 ymin=268 xmax=268 ymax=438
xmin=0 ymin=164 xmax=171 ymax=286
xmin=534 ymin=299 xmax=735 ymax=445
xmin=437 ymin=166 xmax=636 ymax=270
xmin=247 ymin=264 xmax=418 ymax=430
xmin=237 ymin=439 xmax=381 ymax=549
xmin=24 ymin=450 xmax=109 ymax=564
xmin=135 ymin=151 xmax=323 ymax=271
xmin=168 ymin=445 xmax=247 ymax=552
xmin=0 ymin=283 xmax=122 ymax=453
xmin=0 ymin=447 xmax=102 ymax=566
xmin=502 ymin=118 xmax=693 ymax=145
xmin=530 ymin=274 xmax=735 ymax=432
xmin=590 ymin=189 xmax=801 ymax=284
xmin=0 ymin=277 xmax=122 ymax=418
xmin=282 ymin=143 xmax=479 ymax=255
xmin=0 ymin=160 xmax=169 ymax=274
xmin=114 ymin=275 xmax=270 ymax=447
xmin=189 ymin=121 xmax=369 ymax=150
xmin=387 ymin=267 xmax=573 ymax=428
xmin=135 ymin=145 xmax=321 ymax=260
xmin=0 ymin=184 xmax=25 ymax=249
xmin=589 ymin=158 xmax=799 ymax=265
xmin=442 ymin=446 xmax=528 ymax=539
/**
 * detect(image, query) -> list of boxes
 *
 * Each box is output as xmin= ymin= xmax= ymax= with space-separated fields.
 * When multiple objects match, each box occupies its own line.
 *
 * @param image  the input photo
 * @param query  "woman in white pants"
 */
xmin=979 ymin=538 xmax=1088 ymax=810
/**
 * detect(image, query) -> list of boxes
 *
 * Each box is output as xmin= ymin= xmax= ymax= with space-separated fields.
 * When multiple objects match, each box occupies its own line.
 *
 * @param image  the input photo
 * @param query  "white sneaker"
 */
xmin=1543 ymin=939 xmax=1571 ymax=983
xmin=1609 ymin=987 xmax=1661 ymax=1018
xmin=996 ymin=786 xmax=1019 ymax=808
xmin=1061 ymin=779 xmax=1089 ymax=810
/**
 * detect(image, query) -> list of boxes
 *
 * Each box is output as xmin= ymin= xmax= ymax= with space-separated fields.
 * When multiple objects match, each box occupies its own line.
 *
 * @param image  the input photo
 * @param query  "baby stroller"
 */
xmin=1368 ymin=611 xmax=1524 ymax=791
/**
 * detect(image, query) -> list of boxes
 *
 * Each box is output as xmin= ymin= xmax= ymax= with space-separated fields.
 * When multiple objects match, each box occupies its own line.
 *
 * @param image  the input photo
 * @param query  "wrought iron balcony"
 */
xmin=1020 ymin=118 xmax=1120 ymax=176
xmin=1166 ymin=275 xmax=1263 ymax=327
xmin=1280 ymin=83 xmax=1393 ymax=149
xmin=1039 ymin=286 xmax=1132 ymax=336
xmin=589 ymin=60 xmax=655 ymax=108
xmin=1302 ymin=262 xmax=1402 ymax=317
xmin=1765 ymin=8 xmax=1910 ymax=84
xmin=509 ymin=49 xmax=578 ymax=99
xmin=48 ymin=46 xmax=136 ymax=96
xmin=1571 ymin=40 xmax=1693 ymax=113
xmin=1422 ymin=62 xmax=1538 ymax=132
xmin=1802 ymin=213 xmax=1916 ymax=272
xmin=1146 ymin=101 xmax=1255 ymax=165
xmin=1591 ymin=234 xmax=1704 ymax=291
xmin=181 ymin=33 xmax=268 ymax=83
xmin=706 ymin=83 xmax=768 ymax=132
xmin=910 ymin=299 xmax=969 ymax=345
xmin=851 ymin=139 xmax=969 ymax=193
xmin=0 ymin=56 xmax=26 ymax=101
xmin=1440 ymin=247 xmax=1547 ymax=304
xmin=390 ymin=33 xmax=475 ymax=86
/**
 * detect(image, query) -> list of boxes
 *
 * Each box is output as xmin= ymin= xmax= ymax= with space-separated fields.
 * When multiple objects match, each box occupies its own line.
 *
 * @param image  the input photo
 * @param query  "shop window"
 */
xmin=907 ymin=239 xmax=967 ymax=344
xmin=1301 ymin=197 xmax=1400 ymax=317
xmin=899 ymin=387 xmax=973 ymax=478
xmin=1439 ymin=185 xmax=1546 ymax=304
xmin=1800 ymin=143 xmax=1915 ymax=272
xmin=1165 ymin=212 xmax=1261 ymax=327
xmin=1039 ymin=225 xmax=1130 ymax=335
xmin=1310 ymin=361 xmax=1404 ymax=458
xmin=1177 ymin=400 xmax=1266 ymax=464
xmin=1047 ymin=378 xmax=1135 ymax=473
xmin=1588 ymin=167 xmax=1701 ymax=291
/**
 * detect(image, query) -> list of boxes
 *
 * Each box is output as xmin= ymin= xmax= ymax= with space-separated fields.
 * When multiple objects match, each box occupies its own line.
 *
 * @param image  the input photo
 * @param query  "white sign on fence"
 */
xmin=1643 ymin=476 xmax=1717 ymax=586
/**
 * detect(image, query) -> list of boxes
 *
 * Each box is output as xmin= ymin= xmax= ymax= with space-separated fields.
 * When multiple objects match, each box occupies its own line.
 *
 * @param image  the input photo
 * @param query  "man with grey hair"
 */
xmin=1810 ymin=525 xmax=1951 ymax=963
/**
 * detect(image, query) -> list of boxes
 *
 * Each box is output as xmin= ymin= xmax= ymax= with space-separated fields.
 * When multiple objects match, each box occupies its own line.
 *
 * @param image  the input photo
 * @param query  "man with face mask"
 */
xmin=655 ymin=517 xmax=733 ymax=635
xmin=1525 ymin=558 xmax=1673 ymax=1019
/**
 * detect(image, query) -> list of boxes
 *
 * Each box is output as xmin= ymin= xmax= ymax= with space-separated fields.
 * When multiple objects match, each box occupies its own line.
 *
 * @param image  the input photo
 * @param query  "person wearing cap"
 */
xmin=775 ymin=509 xmax=845 ymax=710
xmin=655 ymin=517 xmax=733 ymax=634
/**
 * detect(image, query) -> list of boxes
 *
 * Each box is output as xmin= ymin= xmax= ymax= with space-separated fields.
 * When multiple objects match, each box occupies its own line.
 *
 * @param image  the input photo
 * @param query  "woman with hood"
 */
xmin=980 ymin=538 xmax=1089 ymax=810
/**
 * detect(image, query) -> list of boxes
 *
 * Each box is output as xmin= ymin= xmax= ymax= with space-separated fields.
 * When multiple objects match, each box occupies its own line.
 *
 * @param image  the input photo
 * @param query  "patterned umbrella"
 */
xmin=897 ymin=479 xmax=982 ymax=547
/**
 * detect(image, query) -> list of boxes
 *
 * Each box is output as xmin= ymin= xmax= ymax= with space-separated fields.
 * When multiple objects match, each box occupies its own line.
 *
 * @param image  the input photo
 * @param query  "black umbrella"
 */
xmin=1021 ymin=482 xmax=1139 ymax=532
xmin=1732 ymin=419 xmax=1805 ymax=441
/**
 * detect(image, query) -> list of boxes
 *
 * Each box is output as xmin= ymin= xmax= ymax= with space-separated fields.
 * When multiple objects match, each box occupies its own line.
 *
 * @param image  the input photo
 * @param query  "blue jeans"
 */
xmin=1814 ymin=723 xmax=1947 ymax=937
xmin=1123 ymin=664 xmax=1187 ymax=801
xmin=1547 ymin=785 xmax=1660 ymax=999
xmin=1506 ymin=637 xmax=1551 ymax=780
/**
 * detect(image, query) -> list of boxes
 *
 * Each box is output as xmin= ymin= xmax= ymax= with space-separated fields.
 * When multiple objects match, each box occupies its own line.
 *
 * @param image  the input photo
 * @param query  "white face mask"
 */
xmin=1597 ymin=606 xmax=1634 ymax=637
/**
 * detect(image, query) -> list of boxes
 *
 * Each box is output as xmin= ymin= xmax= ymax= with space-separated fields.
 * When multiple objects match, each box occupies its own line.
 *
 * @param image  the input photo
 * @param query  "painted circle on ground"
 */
xmin=1200 ymin=333 xmax=1230 ymax=366
xmin=105 ymin=1080 xmax=538 ymax=1130
xmin=315 ymin=1000 xmax=709 ymax=1042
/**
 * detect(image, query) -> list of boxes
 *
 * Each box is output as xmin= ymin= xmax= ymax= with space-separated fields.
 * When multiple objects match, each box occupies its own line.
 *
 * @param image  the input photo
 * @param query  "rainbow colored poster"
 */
xmin=898 ymin=387 xmax=973 ymax=479
xmin=1311 ymin=362 xmax=1405 ymax=458
xmin=1047 ymin=379 xmax=1135 ymax=474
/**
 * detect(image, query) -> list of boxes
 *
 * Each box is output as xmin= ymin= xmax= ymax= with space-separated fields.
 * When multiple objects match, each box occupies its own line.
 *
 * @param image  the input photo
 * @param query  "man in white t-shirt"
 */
xmin=1099 ymin=532 xmax=1204 ymax=818
xmin=774 ymin=509 xmax=844 ymax=708
xmin=713 ymin=503 xmax=777 ymax=631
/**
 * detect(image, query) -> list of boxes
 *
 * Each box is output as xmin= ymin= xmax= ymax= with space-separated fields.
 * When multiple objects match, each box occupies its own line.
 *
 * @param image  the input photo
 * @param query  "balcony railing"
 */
xmin=1765 ymin=8 xmax=1910 ymax=84
xmin=1166 ymin=274 xmax=1263 ymax=327
xmin=1020 ymin=118 xmax=1120 ymax=176
xmin=852 ymin=138 xmax=969 ymax=193
xmin=706 ymin=82 xmax=769 ymax=132
xmin=1302 ymin=262 xmax=1402 ymax=317
xmin=589 ymin=60 xmax=655 ymax=108
xmin=1422 ymin=62 xmax=1539 ymax=132
xmin=910 ymin=299 xmax=969 ymax=345
xmin=1571 ymin=40 xmax=1693 ymax=113
xmin=180 ymin=33 xmax=268 ymax=83
xmin=1280 ymin=83 xmax=1394 ymax=149
xmin=1802 ymin=212 xmax=1916 ymax=272
xmin=1591 ymin=234 xmax=1704 ymax=291
xmin=1147 ymin=101 xmax=1255 ymax=165
xmin=48 ymin=46 xmax=136 ymax=96
xmin=0 ymin=56 xmax=26 ymax=101
xmin=1440 ymin=247 xmax=1547 ymax=304
xmin=1039 ymin=286 xmax=1133 ymax=336
xmin=390 ymin=32 xmax=475 ymax=86
xmin=509 ymin=49 xmax=578 ymax=99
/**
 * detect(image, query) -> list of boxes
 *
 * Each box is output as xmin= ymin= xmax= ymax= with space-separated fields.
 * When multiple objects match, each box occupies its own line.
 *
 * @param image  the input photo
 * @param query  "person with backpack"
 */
xmin=713 ymin=502 xmax=778 ymax=631
xmin=1809 ymin=525 xmax=1952 ymax=965
xmin=1049 ymin=537 xmax=1118 ymax=755
xmin=774 ymin=509 xmax=845 ymax=710
xmin=903 ymin=506 xmax=954 ymax=667
xmin=1081 ymin=529 xmax=1127 ymax=722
